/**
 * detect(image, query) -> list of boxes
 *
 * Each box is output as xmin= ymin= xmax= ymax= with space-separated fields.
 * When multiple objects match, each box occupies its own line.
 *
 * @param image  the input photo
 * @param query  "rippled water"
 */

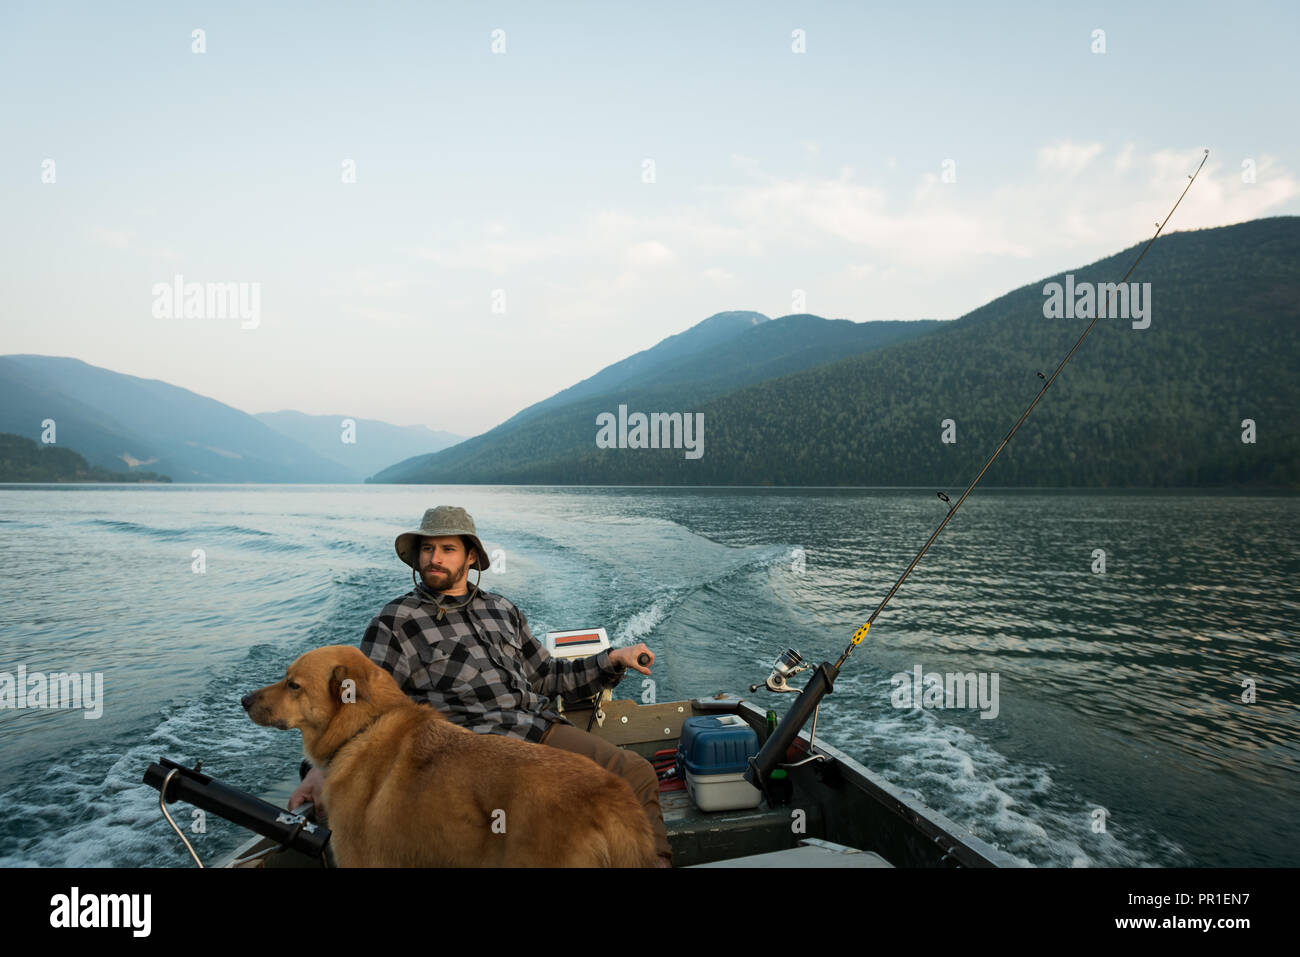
xmin=1 ymin=484 xmax=1296 ymax=867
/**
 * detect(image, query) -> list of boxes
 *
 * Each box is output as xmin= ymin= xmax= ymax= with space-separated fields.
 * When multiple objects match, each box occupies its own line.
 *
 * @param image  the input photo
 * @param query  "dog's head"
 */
xmin=241 ymin=645 xmax=408 ymax=765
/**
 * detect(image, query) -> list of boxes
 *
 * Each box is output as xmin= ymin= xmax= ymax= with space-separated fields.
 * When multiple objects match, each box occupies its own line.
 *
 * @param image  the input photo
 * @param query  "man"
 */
xmin=291 ymin=505 xmax=673 ymax=866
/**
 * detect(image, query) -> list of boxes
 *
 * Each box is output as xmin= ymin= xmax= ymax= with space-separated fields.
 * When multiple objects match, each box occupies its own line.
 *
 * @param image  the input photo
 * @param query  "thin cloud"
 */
xmin=387 ymin=143 xmax=1296 ymax=341
xmin=625 ymin=240 xmax=676 ymax=267
xmin=1037 ymin=141 xmax=1105 ymax=177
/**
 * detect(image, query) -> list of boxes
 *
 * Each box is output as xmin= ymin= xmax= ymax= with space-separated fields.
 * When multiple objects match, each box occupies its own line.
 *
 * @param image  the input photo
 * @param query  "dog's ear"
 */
xmin=329 ymin=663 xmax=371 ymax=705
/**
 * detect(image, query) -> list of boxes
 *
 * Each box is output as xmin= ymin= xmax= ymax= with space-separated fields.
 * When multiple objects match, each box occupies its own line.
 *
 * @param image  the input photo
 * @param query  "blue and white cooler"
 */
xmin=676 ymin=714 xmax=763 ymax=811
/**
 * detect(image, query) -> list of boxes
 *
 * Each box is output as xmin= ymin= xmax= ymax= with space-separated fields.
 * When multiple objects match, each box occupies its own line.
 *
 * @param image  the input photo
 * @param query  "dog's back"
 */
xmin=578 ymin=775 xmax=659 ymax=868
xmin=326 ymin=675 xmax=658 ymax=867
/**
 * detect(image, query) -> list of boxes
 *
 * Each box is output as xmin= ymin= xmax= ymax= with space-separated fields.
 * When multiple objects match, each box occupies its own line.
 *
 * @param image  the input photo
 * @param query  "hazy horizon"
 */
xmin=4 ymin=1 xmax=1297 ymax=434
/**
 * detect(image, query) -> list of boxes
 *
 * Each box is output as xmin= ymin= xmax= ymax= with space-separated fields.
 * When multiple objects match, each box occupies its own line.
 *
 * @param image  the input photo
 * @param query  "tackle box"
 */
xmin=676 ymin=714 xmax=762 ymax=811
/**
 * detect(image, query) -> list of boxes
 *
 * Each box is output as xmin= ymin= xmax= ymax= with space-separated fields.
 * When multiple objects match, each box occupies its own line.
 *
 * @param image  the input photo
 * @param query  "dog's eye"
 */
xmin=286 ymin=680 xmax=300 ymax=691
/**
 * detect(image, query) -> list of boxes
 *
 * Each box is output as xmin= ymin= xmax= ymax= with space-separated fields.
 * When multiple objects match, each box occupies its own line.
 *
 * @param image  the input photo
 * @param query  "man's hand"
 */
xmin=290 ymin=765 xmax=326 ymax=813
xmin=610 ymin=643 xmax=654 ymax=675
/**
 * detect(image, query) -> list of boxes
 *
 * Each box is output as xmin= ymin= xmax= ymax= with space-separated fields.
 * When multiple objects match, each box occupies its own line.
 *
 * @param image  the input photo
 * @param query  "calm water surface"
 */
xmin=0 ymin=484 xmax=1296 ymax=867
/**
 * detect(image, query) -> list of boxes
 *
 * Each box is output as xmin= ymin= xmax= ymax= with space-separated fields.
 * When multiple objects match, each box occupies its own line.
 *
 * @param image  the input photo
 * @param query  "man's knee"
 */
xmin=543 ymin=724 xmax=655 ymax=794
xmin=609 ymin=750 xmax=659 ymax=800
xmin=541 ymin=722 xmax=672 ymax=864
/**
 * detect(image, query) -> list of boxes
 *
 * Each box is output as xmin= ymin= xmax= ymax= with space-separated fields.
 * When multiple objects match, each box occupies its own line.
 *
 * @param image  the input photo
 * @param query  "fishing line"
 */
xmin=746 ymin=149 xmax=1210 ymax=786
xmin=837 ymin=148 xmax=1210 ymax=671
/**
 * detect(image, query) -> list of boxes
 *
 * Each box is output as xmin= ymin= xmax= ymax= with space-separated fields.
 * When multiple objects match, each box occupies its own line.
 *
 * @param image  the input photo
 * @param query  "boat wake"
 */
xmin=815 ymin=679 xmax=1191 ymax=868
xmin=0 ymin=655 xmax=304 ymax=867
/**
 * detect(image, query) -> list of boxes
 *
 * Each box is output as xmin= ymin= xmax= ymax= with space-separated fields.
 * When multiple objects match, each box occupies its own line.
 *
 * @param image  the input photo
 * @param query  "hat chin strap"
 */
xmin=412 ymin=561 xmax=483 ymax=620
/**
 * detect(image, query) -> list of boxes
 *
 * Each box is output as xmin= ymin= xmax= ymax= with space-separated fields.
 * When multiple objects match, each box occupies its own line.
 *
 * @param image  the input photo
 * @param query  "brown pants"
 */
xmin=540 ymin=720 xmax=672 ymax=864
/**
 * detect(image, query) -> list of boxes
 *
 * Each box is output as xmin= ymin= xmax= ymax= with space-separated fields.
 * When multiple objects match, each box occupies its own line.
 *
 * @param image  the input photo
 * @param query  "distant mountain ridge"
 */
xmin=498 ymin=310 xmax=772 ymax=429
xmin=253 ymin=411 xmax=464 ymax=482
xmin=373 ymin=217 xmax=1300 ymax=489
xmin=0 ymin=356 xmax=450 ymax=483
xmin=0 ymin=432 xmax=171 ymax=483
xmin=373 ymin=311 xmax=943 ymax=483
xmin=8 ymin=217 xmax=1293 ymax=489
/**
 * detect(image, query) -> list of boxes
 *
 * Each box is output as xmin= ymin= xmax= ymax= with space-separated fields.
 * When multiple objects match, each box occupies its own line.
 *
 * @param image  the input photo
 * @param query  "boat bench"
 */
xmin=661 ymin=788 xmax=833 ymax=867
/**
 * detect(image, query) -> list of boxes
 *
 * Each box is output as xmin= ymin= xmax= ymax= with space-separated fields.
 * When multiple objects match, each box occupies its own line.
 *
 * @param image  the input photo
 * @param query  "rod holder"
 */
xmin=744 ymin=661 xmax=837 ymax=788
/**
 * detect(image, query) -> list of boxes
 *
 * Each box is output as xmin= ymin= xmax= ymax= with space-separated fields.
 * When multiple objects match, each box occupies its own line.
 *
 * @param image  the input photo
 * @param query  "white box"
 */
xmin=684 ymin=769 xmax=762 ymax=812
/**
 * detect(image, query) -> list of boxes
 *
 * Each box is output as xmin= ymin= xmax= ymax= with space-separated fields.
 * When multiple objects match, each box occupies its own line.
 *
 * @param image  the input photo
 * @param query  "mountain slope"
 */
xmin=0 ymin=432 xmax=171 ymax=482
xmin=253 ymin=411 xmax=464 ymax=482
xmin=0 ymin=356 xmax=356 ymax=483
xmin=378 ymin=217 xmax=1300 ymax=488
xmin=373 ymin=312 xmax=942 ymax=483
xmin=497 ymin=310 xmax=772 ymax=429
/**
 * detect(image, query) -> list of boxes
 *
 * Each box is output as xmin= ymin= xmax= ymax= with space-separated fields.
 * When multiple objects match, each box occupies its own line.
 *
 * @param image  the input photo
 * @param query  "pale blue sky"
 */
xmin=3 ymin=1 xmax=1296 ymax=435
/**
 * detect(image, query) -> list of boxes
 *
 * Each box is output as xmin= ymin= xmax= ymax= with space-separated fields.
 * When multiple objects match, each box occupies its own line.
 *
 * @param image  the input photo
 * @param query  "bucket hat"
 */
xmin=394 ymin=506 xmax=491 ymax=572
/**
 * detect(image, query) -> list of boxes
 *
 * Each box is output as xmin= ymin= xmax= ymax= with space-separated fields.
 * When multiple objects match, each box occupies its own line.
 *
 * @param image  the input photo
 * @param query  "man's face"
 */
xmin=418 ymin=536 xmax=476 ymax=595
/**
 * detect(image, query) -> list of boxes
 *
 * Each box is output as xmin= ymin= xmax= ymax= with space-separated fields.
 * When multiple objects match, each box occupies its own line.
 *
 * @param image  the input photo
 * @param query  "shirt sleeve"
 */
xmin=516 ymin=607 xmax=625 ymax=699
xmin=359 ymin=604 xmax=414 ymax=694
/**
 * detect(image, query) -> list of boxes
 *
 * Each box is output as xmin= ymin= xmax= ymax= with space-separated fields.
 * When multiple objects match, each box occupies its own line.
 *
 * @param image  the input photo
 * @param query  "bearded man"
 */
xmin=292 ymin=505 xmax=672 ymax=866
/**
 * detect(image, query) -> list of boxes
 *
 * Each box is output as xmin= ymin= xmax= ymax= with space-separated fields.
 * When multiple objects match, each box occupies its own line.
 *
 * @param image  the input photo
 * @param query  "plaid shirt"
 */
xmin=360 ymin=582 xmax=625 ymax=743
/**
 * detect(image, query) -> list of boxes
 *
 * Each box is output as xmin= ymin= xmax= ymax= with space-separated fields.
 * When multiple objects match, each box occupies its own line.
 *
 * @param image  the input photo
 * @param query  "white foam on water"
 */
xmin=0 ymin=682 xmax=298 ymax=867
xmin=608 ymin=541 xmax=795 ymax=648
xmin=815 ymin=678 xmax=1188 ymax=868
xmin=613 ymin=596 xmax=674 ymax=646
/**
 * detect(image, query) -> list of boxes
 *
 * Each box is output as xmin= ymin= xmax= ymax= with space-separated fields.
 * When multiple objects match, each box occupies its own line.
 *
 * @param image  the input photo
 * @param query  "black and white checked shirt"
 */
xmin=360 ymin=582 xmax=625 ymax=743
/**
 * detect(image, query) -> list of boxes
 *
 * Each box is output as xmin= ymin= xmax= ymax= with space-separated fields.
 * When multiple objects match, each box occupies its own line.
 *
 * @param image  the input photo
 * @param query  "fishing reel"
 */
xmin=750 ymin=648 xmax=811 ymax=694
xmin=746 ymin=648 xmax=833 ymax=782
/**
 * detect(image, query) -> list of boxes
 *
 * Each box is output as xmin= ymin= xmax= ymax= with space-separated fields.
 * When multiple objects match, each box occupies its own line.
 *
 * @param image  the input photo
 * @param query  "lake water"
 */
xmin=0 ymin=484 xmax=1296 ymax=867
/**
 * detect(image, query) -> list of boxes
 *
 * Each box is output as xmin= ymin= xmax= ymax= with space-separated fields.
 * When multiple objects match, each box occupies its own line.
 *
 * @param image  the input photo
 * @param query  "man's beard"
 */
xmin=421 ymin=561 xmax=466 ymax=589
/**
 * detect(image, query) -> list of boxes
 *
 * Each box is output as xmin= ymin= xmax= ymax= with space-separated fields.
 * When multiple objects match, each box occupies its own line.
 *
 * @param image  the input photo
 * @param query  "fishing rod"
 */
xmin=745 ymin=148 xmax=1210 ymax=789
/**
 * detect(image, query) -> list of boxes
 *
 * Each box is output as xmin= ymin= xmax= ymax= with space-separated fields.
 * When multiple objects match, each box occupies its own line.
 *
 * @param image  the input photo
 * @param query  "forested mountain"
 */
xmin=253 ymin=411 xmax=464 ymax=482
xmin=498 ymin=310 xmax=773 ymax=427
xmin=0 ymin=356 xmax=356 ymax=483
xmin=373 ymin=312 xmax=942 ymax=483
xmin=0 ymin=433 xmax=171 ymax=483
xmin=376 ymin=217 xmax=1299 ymax=489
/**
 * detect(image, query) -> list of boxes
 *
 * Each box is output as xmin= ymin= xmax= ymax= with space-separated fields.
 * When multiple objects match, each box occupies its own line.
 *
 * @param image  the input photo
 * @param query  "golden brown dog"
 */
xmin=242 ymin=644 xmax=657 ymax=867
